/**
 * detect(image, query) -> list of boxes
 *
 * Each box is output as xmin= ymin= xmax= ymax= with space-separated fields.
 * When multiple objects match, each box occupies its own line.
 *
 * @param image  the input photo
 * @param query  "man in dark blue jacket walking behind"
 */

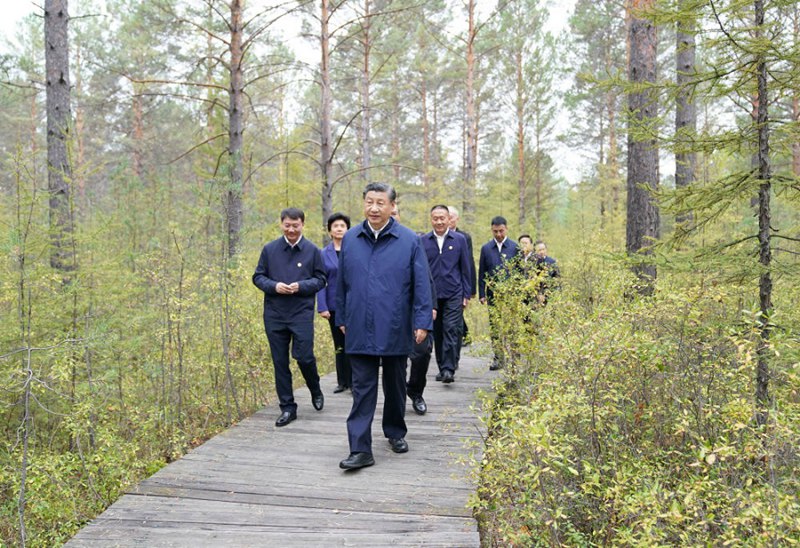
xmin=336 ymin=183 xmax=433 ymax=470
xmin=253 ymin=208 xmax=327 ymax=428
xmin=421 ymin=205 xmax=472 ymax=383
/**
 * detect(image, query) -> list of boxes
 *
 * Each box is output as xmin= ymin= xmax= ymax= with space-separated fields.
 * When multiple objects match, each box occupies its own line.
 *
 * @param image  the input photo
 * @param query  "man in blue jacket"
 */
xmin=478 ymin=216 xmax=519 ymax=371
xmin=336 ymin=183 xmax=433 ymax=470
xmin=422 ymin=205 xmax=472 ymax=383
xmin=252 ymin=208 xmax=327 ymax=427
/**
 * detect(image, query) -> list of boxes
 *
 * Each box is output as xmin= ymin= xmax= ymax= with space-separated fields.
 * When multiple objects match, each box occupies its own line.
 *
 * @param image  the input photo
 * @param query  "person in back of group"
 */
xmin=336 ymin=183 xmax=433 ymax=470
xmin=253 ymin=208 xmax=326 ymax=427
xmin=318 ymin=213 xmax=352 ymax=393
xmin=533 ymin=240 xmax=560 ymax=306
xmin=478 ymin=216 xmax=519 ymax=371
xmin=448 ymin=206 xmax=476 ymax=349
xmin=422 ymin=205 xmax=472 ymax=384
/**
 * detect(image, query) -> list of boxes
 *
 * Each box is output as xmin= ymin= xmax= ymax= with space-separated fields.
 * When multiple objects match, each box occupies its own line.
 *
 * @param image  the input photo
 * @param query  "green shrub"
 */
xmin=472 ymin=256 xmax=800 ymax=546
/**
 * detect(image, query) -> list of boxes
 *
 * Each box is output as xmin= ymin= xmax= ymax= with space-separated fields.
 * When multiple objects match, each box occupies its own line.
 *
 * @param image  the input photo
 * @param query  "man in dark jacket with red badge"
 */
xmin=253 ymin=208 xmax=327 ymax=428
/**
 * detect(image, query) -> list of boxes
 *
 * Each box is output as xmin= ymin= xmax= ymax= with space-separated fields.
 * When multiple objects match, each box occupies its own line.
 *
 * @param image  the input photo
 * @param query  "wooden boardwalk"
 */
xmin=67 ymin=353 xmax=493 ymax=547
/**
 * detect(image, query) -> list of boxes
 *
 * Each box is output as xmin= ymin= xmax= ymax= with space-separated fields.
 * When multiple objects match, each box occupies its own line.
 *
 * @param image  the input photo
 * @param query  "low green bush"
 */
xmin=472 ymin=256 xmax=800 ymax=546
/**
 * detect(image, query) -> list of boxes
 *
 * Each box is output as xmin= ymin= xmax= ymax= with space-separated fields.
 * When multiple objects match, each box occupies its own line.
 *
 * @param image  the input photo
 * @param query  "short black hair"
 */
xmin=281 ymin=207 xmax=305 ymax=222
xmin=490 ymin=216 xmax=508 ymax=227
xmin=430 ymin=204 xmax=450 ymax=214
xmin=535 ymin=240 xmax=546 ymax=247
xmin=327 ymin=212 xmax=351 ymax=231
xmin=518 ymin=234 xmax=532 ymax=243
xmin=363 ymin=182 xmax=397 ymax=202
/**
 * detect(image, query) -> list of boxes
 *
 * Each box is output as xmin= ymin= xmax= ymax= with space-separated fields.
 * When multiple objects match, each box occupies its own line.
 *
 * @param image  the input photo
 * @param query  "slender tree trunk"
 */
xmin=754 ymin=0 xmax=772 ymax=427
xmin=421 ymin=79 xmax=431 ymax=192
xmin=626 ymin=0 xmax=659 ymax=293
xmin=45 ymin=0 xmax=75 ymax=274
xmin=793 ymin=9 xmax=800 ymax=177
xmin=516 ymin=49 xmax=526 ymax=228
xmin=675 ymin=7 xmax=696 ymax=227
xmin=226 ymin=0 xmax=244 ymax=257
xmin=320 ymin=0 xmax=334 ymax=231
xmin=359 ymin=0 xmax=371 ymax=184
xmin=463 ymin=0 xmax=477 ymax=225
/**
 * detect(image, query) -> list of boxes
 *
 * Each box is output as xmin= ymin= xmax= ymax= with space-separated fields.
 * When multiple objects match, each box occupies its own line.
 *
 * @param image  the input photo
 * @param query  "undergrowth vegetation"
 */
xmin=471 ymin=252 xmax=800 ymax=546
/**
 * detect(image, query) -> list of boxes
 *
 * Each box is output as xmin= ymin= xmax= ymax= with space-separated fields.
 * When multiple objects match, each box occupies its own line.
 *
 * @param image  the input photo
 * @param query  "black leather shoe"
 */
xmin=388 ymin=438 xmax=409 ymax=453
xmin=339 ymin=452 xmax=375 ymax=470
xmin=441 ymin=369 xmax=454 ymax=383
xmin=275 ymin=410 xmax=296 ymax=427
xmin=312 ymin=392 xmax=324 ymax=411
xmin=333 ymin=385 xmax=346 ymax=393
xmin=411 ymin=396 xmax=427 ymax=415
xmin=435 ymin=372 xmax=444 ymax=381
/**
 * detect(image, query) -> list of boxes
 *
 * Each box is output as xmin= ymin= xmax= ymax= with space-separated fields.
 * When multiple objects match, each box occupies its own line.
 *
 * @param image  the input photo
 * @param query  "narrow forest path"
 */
xmin=66 ymin=353 xmax=494 ymax=547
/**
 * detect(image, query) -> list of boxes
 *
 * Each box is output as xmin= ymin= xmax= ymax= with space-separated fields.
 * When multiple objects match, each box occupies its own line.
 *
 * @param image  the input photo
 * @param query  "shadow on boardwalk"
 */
xmin=67 ymin=353 xmax=494 ymax=547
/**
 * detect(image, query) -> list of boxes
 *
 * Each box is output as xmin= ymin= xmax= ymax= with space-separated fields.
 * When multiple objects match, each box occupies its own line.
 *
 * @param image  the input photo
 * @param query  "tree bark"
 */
xmin=463 ymin=0 xmax=477 ymax=225
xmin=516 ymin=49 xmax=526 ymax=228
xmin=359 ymin=0 xmax=372 ymax=184
xmin=754 ymin=0 xmax=772 ymax=427
xmin=320 ymin=0 xmax=334 ymax=233
xmin=226 ymin=0 xmax=244 ymax=257
xmin=675 ymin=7 xmax=696 ymax=227
xmin=45 ymin=0 xmax=75 ymax=274
xmin=626 ymin=0 xmax=659 ymax=292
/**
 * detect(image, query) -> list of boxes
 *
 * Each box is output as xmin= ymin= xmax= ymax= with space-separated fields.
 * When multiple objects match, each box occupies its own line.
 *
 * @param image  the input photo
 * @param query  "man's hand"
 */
xmin=414 ymin=329 xmax=428 ymax=344
xmin=276 ymin=282 xmax=293 ymax=294
xmin=480 ymin=297 xmax=487 ymax=305
xmin=432 ymin=309 xmax=437 ymax=321
xmin=462 ymin=298 xmax=469 ymax=309
xmin=339 ymin=326 xmax=346 ymax=335
xmin=319 ymin=311 xmax=331 ymax=319
xmin=276 ymin=282 xmax=300 ymax=294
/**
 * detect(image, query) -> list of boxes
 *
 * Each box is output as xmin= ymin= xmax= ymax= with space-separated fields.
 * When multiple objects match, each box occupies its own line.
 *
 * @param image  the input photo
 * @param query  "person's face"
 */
xmin=281 ymin=216 xmax=304 ymax=244
xmin=491 ymin=224 xmax=507 ymax=243
xmin=448 ymin=212 xmax=458 ymax=230
xmin=520 ymin=237 xmax=533 ymax=255
xmin=431 ymin=208 xmax=450 ymax=235
xmin=329 ymin=219 xmax=348 ymax=241
xmin=535 ymin=242 xmax=547 ymax=258
xmin=364 ymin=190 xmax=393 ymax=229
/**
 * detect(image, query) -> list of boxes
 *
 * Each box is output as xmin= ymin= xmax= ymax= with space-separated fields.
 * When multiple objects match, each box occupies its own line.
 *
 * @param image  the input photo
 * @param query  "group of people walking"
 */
xmin=252 ymin=182 xmax=558 ymax=470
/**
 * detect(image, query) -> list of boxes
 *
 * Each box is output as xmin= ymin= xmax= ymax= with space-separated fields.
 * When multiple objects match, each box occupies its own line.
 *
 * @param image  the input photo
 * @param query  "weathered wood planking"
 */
xmin=67 ymin=353 xmax=495 ymax=547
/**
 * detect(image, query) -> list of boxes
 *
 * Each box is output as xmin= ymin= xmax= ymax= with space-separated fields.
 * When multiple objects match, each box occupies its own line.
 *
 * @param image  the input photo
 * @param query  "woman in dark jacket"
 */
xmin=317 ymin=213 xmax=351 ymax=393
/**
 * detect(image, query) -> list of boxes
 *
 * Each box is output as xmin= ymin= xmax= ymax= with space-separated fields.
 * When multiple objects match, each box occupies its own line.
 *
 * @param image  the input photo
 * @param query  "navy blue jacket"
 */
xmin=421 ymin=230 xmax=472 ymax=301
xmin=454 ymin=228 xmax=477 ymax=296
xmin=478 ymin=238 xmax=520 ymax=300
xmin=252 ymin=236 xmax=326 ymax=323
xmin=336 ymin=218 xmax=433 ymax=356
xmin=316 ymin=242 xmax=340 ymax=313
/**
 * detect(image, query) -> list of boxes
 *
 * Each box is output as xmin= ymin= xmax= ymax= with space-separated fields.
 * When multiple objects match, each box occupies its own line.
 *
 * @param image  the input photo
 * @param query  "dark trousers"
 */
xmin=433 ymin=296 xmax=464 ymax=373
xmin=347 ymin=354 xmax=408 ymax=454
xmin=327 ymin=312 xmax=351 ymax=388
xmin=407 ymin=333 xmax=433 ymax=398
xmin=264 ymin=320 xmax=321 ymax=413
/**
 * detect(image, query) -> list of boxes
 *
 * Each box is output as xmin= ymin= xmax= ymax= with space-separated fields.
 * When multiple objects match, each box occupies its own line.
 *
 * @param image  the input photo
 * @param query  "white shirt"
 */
xmin=284 ymin=235 xmax=303 ymax=248
xmin=434 ymin=229 xmax=448 ymax=253
xmin=495 ymin=237 xmax=507 ymax=254
xmin=369 ymin=220 xmax=390 ymax=240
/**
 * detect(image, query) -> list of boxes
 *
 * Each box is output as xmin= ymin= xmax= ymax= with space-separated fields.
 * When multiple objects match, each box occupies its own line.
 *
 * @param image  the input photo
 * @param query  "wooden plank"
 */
xmin=67 ymin=353 xmax=493 ymax=547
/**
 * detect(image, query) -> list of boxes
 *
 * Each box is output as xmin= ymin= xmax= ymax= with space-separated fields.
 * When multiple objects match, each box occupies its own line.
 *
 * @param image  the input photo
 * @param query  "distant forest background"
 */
xmin=1 ymin=0 xmax=799 ymax=545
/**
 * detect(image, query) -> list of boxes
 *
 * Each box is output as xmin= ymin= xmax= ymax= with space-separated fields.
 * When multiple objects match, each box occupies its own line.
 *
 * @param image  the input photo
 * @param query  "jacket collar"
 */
xmin=357 ymin=217 xmax=398 ymax=241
